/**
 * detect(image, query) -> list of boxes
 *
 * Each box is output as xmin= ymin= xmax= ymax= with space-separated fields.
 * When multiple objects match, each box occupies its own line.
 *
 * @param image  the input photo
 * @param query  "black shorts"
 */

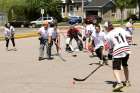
xmin=112 ymin=54 xmax=129 ymax=70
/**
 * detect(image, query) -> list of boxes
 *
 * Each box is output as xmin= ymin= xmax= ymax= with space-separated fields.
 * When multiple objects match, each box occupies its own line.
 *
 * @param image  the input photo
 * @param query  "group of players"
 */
xmin=3 ymin=18 xmax=134 ymax=92
xmin=37 ymin=18 xmax=133 ymax=91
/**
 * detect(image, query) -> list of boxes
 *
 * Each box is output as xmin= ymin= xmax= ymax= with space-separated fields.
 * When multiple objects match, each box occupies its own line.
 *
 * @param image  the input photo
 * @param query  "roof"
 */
xmin=62 ymin=0 xmax=88 ymax=3
xmin=85 ymin=0 xmax=114 ymax=8
xmin=73 ymin=0 xmax=88 ymax=3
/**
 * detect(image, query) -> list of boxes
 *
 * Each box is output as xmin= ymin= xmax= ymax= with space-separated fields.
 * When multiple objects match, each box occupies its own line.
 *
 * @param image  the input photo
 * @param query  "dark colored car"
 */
xmin=126 ymin=14 xmax=138 ymax=23
xmin=84 ymin=15 xmax=102 ymax=24
xmin=68 ymin=16 xmax=82 ymax=25
xmin=8 ymin=18 xmax=30 ymax=28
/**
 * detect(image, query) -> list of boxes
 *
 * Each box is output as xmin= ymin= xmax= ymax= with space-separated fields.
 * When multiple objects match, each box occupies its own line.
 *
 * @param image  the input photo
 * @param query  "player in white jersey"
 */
xmin=104 ymin=21 xmax=131 ymax=91
xmin=83 ymin=20 xmax=95 ymax=51
xmin=91 ymin=24 xmax=108 ymax=65
xmin=4 ymin=23 xmax=16 ymax=51
xmin=125 ymin=19 xmax=134 ymax=45
xmin=48 ymin=22 xmax=60 ymax=55
xmin=38 ymin=21 xmax=53 ymax=60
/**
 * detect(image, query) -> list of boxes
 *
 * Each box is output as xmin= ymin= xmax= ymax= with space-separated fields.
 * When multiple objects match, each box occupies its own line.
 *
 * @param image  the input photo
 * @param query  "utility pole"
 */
xmin=81 ymin=0 xmax=84 ymax=22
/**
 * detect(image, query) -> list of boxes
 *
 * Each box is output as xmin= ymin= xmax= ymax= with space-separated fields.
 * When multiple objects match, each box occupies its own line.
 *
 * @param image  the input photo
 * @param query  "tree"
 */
xmin=23 ymin=0 xmax=62 ymax=21
xmin=0 ymin=0 xmax=62 ymax=21
xmin=138 ymin=0 xmax=140 ymax=19
xmin=115 ymin=0 xmax=137 ymax=24
xmin=0 ymin=0 xmax=24 ymax=12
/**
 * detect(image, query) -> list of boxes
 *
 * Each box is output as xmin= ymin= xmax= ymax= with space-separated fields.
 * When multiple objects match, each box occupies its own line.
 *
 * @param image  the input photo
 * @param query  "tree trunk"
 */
xmin=120 ymin=9 xmax=124 ymax=25
xmin=138 ymin=0 xmax=140 ymax=19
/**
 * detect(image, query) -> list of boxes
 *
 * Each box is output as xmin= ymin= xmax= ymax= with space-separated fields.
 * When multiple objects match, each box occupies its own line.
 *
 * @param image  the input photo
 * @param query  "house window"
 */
xmin=112 ymin=8 xmax=116 ymax=14
xmin=69 ymin=5 xmax=74 ymax=12
xmin=69 ymin=5 xmax=74 ymax=16
xmin=63 ymin=5 xmax=65 ymax=12
xmin=112 ymin=8 xmax=116 ymax=16
xmin=76 ymin=5 xmax=79 ymax=11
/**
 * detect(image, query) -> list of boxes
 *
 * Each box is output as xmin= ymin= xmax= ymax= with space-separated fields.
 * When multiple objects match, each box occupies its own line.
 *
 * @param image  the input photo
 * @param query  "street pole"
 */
xmin=81 ymin=0 xmax=84 ymax=22
xmin=41 ymin=9 xmax=44 ymax=21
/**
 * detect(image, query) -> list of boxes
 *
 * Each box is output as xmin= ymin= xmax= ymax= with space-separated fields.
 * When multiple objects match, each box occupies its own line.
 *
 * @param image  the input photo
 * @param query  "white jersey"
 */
xmin=38 ymin=27 xmax=48 ymax=39
xmin=92 ymin=31 xmax=106 ymax=49
xmin=48 ymin=27 xmax=58 ymax=39
xmin=125 ymin=22 xmax=133 ymax=35
xmin=4 ymin=26 xmax=15 ymax=38
xmin=85 ymin=24 xmax=95 ymax=37
xmin=106 ymin=27 xmax=131 ymax=58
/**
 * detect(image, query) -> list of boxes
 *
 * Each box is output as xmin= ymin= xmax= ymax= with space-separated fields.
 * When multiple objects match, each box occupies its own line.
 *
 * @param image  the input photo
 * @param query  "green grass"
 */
xmin=57 ymin=22 xmax=69 ymax=26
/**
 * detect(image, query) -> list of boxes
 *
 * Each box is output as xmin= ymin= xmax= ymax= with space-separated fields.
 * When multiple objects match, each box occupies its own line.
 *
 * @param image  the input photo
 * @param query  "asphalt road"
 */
xmin=0 ymin=28 xmax=140 ymax=93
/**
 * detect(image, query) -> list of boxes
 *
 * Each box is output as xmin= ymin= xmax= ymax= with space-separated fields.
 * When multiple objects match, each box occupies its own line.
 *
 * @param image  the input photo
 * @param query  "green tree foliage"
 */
xmin=115 ymin=0 xmax=137 ymax=24
xmin=138 ymin=0 xmax=140 ymax=19
xmin=23 ymin=0 xmax=62 ymax=21
xmin=0 ymin=0 xmax=62 ymax=21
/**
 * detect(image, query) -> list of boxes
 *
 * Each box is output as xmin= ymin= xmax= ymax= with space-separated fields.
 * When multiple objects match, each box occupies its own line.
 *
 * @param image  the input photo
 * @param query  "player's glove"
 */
xmin=83 ymin=36 xmax=86 ymax=41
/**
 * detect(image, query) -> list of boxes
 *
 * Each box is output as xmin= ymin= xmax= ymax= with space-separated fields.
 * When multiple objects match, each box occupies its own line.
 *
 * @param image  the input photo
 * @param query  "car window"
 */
xmin=47 ymin=17 xmax=52 ymax=20
xmin=44 ymin=18 xmax=47 ymax=20
xmin=37 ymin=18 xmax=42 ymax=21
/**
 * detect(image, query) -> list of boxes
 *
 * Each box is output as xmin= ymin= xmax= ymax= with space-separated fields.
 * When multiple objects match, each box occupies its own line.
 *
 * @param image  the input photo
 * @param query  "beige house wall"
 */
xmin=61 ymin=1 xmax=139 ymax=20
xmin=62 ymin=4 xmax=83 ymax=18
xmin=102 ymin=10 xmax=114 ymax=21
xmin=115 ymin=8 xmax=137 ymax=20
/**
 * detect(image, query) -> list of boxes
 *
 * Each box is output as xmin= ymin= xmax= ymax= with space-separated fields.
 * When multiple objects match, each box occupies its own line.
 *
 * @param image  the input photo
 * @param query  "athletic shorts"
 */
xmin=112 ymin=54 xmax=129 ymax=70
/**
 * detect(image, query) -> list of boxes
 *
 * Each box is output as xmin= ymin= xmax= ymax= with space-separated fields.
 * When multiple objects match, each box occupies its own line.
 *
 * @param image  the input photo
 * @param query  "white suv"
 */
xmin=30 ymin=17 xmax=55 ymax=27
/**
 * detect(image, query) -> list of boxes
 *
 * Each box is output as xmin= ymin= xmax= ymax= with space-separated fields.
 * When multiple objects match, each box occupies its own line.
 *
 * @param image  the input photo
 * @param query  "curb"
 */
xmin=0 ymin=32 xmax=38 ymax=41
xmin=0 ymin=24 xmax=140 ymax=41
xmin=0 ymin=31 xmax=67 ymax=41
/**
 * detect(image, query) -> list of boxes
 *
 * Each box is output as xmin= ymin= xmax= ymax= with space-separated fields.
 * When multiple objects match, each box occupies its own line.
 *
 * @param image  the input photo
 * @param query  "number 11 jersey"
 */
xmin=106 ymin=27 xmax=131 ymax=58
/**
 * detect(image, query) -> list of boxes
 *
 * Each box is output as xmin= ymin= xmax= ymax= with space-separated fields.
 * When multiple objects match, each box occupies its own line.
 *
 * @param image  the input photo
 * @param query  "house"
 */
xmin=61 ymin=0 xmax=116 ymax=20
xmin=0 ymin=12 xmax=7 ymax=25
xmin=84 ymin=0 xmax=115 ymax=20
xmin=61 ymin=0 xmax=87 ymax=18
xmin=61 ymin=0 xmax=139 ymax=21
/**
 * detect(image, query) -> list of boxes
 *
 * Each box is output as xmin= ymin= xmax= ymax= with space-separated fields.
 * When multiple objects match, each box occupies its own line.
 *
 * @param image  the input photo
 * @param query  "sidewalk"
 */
xmin=0 ymin=23 xmax=140 ymax=41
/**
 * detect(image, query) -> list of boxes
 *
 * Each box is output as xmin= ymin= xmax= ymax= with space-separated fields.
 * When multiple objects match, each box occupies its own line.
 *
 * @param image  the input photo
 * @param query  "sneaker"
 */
xmin=99 ymin=61 xmax=104 ymax=65
xmin=113 ymin=83 xmax=124 ymax=92
xmin=103 ymin=60 xmax=109 ymax=65
xmin=38 ymin=57 xmax=44 ymax=61
xmin=123 ymin=81 xmax=131 ymax=87
xmin=47 ymin=57 xmax=54 ymax=60
xmin=6 ymin=47 xmax=8 ymax=51
xmin=13 ymin=47 xmax=17 ymax=51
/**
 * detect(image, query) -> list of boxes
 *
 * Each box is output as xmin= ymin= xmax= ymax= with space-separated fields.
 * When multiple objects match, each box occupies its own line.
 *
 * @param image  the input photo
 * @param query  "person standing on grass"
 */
xmin=4 ymin=23 xmax=16 ymax=51
xmin=104 ymin=21 xmax=131 ymax=92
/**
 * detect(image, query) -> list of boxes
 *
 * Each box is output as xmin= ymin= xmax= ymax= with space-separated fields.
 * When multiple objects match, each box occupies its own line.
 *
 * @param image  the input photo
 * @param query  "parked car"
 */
xmin=30 ymin=17 xmax=56 ymax=27
xmin=8 ymin=18 xmax=30 ymax=28
xmin=84 ymin=15 xmax=102 ymax=24
xmin=68 ymin=16 xmax=82 ymax=25
xmin=126 ymin=14 xmax=138 ymax=23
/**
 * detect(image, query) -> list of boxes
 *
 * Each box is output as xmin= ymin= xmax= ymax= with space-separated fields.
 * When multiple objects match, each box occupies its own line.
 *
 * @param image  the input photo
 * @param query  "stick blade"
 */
xmin=58 ymin=54 xmax=66 ymax=62
xmin=73 ymin=78 xmax=85 ymax=81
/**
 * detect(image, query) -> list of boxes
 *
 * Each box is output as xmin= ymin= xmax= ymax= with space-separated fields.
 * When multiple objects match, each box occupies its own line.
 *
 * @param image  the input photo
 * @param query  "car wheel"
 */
xmin=21 ymin=24 xmax=24 ymax=28
xmin=32 ymin=24 xmax=36 ymax=28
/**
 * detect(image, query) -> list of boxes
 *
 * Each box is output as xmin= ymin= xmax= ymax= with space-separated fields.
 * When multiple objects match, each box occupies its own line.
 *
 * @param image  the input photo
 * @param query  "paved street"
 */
xmin=0 ymin=28 xmax=140 ymax=93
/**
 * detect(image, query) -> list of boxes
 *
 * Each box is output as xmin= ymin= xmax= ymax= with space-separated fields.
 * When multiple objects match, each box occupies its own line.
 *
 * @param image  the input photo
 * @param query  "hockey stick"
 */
xmin=58 ymin=53 xmax=66 ymax=62
xmin=73 ymin=64 xmax=102 ymax=81
xmin=55 ymin=42 xmax=67 ymax=62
